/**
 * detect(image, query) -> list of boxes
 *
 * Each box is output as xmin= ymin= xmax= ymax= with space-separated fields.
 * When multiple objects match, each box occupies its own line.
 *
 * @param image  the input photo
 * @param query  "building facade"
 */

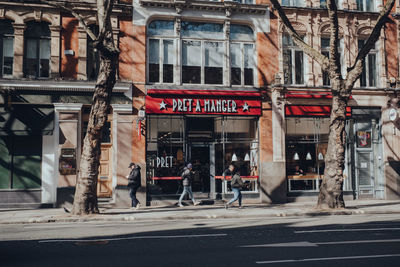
xmin=0 ymin=0 xmax=135 ymax=208
xmin=0 ymin=0 xmax=399 ymax=208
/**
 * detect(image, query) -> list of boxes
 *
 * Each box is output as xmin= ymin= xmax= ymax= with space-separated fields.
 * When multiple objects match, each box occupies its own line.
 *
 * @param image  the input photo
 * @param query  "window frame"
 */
xmin=0 ymin=20 xmax=14 ymax=78
xmin=282 ymin=34 xmax=306 ymax=86
xmin=230 ymin=41 xmax=255 ymax=87
xmin=24 ymin=22 xmax=51 ymax=79
xmin=356 ymin=0 xmax=376 ymax=12
xmin=358 ymin=39 xmax=378 ymax=88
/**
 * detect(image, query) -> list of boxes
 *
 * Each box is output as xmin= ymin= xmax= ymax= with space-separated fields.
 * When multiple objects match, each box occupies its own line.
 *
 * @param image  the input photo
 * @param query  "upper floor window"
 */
xmin=181 ymin=22 xmax=224 ymax=84
xmin=321 ymin=37 xmax=344 ymax=86
xmin=320 ymin=0 xmax=342 ymax=9
xmin=207 ymin=0 xmax=254 ymax=3
xmin=282 ymin=0 xmax=306 ymax=7
xmin=356 ymin=0 xmax=375 ymax=12
xmin=0 ymin=20 xmax=14 ymax=78
xmin=147 ymin=21 xmax=255 ymax=86
xmin=87 ymin=25 xmax=99 ymax=81
xmin=283 ymin=34 xmax=305 ymax=85
xmin=358 ymin=39 xmax=377 ymax=87
xmin=230 ymin=25 xmax=255 ymax=86
xmin=24 ymin=21 xmax=50 ymax=78
xmin=148 ymin=20 xmax=175 ymax=84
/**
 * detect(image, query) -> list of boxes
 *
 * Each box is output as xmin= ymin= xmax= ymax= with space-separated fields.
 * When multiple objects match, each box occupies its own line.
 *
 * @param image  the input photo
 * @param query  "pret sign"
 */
xmin=157 ymin=156 xmax=173 ymax=168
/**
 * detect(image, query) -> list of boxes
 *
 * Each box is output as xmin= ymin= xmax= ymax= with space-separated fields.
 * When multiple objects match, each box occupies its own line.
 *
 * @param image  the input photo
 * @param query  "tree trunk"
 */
xmin=71 ymin=28 xmax=118 ymax=215
xmin=317 ymin=90 xmax=348 ymax=209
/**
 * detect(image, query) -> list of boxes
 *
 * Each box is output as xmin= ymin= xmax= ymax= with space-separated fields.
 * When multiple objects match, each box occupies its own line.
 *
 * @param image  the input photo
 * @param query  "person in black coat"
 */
xmin=127 ymin=162 xmax=141 ymax=209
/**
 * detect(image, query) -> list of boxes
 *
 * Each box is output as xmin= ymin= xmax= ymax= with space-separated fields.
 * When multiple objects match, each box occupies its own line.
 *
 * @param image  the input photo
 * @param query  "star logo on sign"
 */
xmin=159 ymin=100 xmax=167 ymax=110
xmin=242 ymin=102 xmax=249 ymax=112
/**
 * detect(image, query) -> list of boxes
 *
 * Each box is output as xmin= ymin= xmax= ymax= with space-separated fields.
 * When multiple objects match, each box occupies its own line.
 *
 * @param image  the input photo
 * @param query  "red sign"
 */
xmin=285 ymin=105 xmax=352 ymax=117
xmin=146 ymin=89 xmax=261 ymax=116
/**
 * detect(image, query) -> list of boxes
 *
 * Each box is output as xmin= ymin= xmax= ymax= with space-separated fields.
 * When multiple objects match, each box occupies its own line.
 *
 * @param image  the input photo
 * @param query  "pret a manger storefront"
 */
xmin=145 ymin=89 xmax=261 ymax=201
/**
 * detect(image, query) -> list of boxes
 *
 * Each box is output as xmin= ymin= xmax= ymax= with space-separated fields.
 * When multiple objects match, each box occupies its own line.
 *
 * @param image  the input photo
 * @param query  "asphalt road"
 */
xmin=1 ymin=213 xmax=400 ymax=267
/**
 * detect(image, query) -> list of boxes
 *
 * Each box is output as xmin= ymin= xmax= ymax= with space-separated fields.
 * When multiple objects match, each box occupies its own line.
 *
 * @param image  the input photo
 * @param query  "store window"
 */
xmin=356 ymin=0 xmax=375 ymax=12
xmin=286 ymin=117 xmax=330 ymax=191
xmin=283 ymin=34 xmax=305 ymax=85
xmin=230 ymin=25 xmax=255 ymax=86
xmin=146 ymin=116 xmax=259 ymax=196
xmin=148 ymin=20 xmax=175 ymax=83
xmin=87 ymin=25 xmax=99 ymax=81
xmin=0 ymin=20 xmax=14 ymax=78
xmin=358 ymin=39 xmax=377 ymax=88
xmin=0 ymin=136 xmax=42 ymax=189
xmin=24 ymin=21 xmax=51 ymax=78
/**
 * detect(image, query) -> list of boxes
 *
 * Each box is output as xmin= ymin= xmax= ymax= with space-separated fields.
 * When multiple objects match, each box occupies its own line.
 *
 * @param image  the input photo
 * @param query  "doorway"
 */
xmin=189 ymin=145 xmax=211 ymax=194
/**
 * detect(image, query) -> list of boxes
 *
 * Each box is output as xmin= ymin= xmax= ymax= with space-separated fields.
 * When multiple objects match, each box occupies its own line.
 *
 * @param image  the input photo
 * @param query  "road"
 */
xmin=1 ymin=213 xmax=400 ymax=266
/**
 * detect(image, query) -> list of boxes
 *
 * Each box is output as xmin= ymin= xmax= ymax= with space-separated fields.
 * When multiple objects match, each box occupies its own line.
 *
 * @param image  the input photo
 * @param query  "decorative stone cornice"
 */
xmin=139 ymin=0 xmax=268 ymax=15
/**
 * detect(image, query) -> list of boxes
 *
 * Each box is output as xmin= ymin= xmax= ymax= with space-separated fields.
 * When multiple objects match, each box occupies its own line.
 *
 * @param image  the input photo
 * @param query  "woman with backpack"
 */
xmin=225 ymin=164 xmax=244 ymax=209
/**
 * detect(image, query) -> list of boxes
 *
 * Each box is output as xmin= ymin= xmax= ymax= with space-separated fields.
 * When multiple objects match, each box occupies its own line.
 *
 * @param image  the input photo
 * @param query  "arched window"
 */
xmin=358 ymin=39 xmax=378 ymax=87
xmin=87 ymin=25 xmax=99 ymax=81
xmin=282 ymin=33 xmax=305 ymax=85
xmin=24 ymin=21 xmax=51 ymax=78
xmin=230 ymin=24 xmax=255 ymax=86
xmin=0 ymin=20 xmax=14 ymax=77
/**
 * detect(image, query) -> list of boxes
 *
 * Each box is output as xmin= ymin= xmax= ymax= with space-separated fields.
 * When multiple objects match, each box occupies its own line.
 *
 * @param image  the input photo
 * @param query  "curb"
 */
xmin=1 ymin=209 xmax=400 ymax=225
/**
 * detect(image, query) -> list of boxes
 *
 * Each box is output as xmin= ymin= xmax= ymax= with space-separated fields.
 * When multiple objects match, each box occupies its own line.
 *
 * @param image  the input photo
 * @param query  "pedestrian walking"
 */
xmin=225 ymin=164 xmax=244 ymax=209
xmin=178 ymin=163 xmax=200 ymax=207
xmin=127 ymin=162 xmax=141 ymax=210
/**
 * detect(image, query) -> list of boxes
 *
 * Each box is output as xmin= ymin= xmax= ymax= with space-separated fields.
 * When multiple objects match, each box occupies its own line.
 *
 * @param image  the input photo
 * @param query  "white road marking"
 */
xmin=256 ymin=254 xmax=400 ymax=264
xmin=295 ymin=227 xmax=400 ymax=233
xmin=24 ymin=223 xmax=135 ymax=229
xmin=241 ymin=239 xmax=400 ymax=248
xmin=38 ymin=233 xmax=227 ymax=243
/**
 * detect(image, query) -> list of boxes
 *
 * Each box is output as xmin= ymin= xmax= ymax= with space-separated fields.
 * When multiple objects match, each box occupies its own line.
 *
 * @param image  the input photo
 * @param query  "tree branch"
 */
xmin=327 ymin=0 xmax=342 ymax=82
xmin=270 ymin=0 xmax=329 ymax=72
xmin=40 ymin=0 xmax=97 ymax=41
xmin=346 ymin=0 xmax=395 ymax=88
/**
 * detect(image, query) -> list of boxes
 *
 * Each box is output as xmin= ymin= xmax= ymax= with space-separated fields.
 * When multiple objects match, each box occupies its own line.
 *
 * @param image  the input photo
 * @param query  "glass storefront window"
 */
xmin=146 ymin=116 xmax=259 ymax=196
xmin=286 ymin=117 xmax=329 ymax=192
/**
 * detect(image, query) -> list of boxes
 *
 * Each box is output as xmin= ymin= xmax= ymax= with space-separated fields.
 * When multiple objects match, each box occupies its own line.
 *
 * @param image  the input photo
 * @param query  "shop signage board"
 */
xmin=146 ymin=89 xmax=262 ymax=116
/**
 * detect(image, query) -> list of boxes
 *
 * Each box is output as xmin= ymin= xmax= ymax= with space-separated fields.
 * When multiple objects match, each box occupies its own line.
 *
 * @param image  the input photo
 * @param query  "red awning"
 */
xmin=285 ymin=105 xmax=352 ymax=117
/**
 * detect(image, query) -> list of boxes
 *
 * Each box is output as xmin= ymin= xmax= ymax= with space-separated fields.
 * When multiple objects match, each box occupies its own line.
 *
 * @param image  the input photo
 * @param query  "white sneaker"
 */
xmin=178 ymin=203 xmax=184 ymax=207
xmin=194 ymin=202 xmax=200 ymax=206
xmin=135 ymin=204 xmax=141 ymax=210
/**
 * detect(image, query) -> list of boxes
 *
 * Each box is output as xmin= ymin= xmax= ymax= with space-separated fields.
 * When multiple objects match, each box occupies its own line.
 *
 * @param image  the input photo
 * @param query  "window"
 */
xmin=0 ymin=20 xmax=14 ymax=78
xmin=321 ymin=37 xmax=344 ymax=86
xmin=24 ymin=21 xmax=51 ymax=78
xmin=87 ymin=25 xmax=99 ymax=81
xmin=282 ymin=0 xmax=306 ymax=7
xmin=358 ymin=39 xmax=377 ymax=87
xmin=146 ymin=21 xmax=255 ymax=86
xmin=148 ymin=20 xmax=175 ymax=83
xmin=283 ymin=34 xmax=305 ymax=85
xmin=181 ymin=22 xmax=224 ymax=85
xmin=230 ymin=25 xmax=255 ymax=86
xmin=286 ymin=118 xmax=330 ymax=192
xmin=320 ymin=0 xmax=342 ymax=9
xmin=357 ymin=0 xmax=375 ymax=12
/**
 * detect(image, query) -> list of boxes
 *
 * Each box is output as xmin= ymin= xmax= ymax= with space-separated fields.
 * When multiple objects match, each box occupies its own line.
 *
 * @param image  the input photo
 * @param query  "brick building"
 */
xmin=0 ymin=0 xmax=399 ymax=208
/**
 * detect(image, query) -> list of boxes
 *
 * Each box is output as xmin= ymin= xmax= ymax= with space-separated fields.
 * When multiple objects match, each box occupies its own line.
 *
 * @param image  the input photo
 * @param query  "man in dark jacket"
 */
xmin=178 ymin=163 xmax=199 ymax=207
xmin=127 ymin=162 xmax=141 ymax=209
xmin=225 ymin=164 xmax=244 ymax=209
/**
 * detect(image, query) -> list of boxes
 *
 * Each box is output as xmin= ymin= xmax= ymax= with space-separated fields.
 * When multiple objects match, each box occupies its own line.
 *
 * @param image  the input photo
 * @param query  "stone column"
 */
xmin=111 ymin=104 xmax=134 ymax=207
xmin=12 ymin=23 xmax=26 ymax=79
xmin=54 ymin=103 xmax=83 ymax=207
xmin=50 ymin=25 xmax=61 ymax=78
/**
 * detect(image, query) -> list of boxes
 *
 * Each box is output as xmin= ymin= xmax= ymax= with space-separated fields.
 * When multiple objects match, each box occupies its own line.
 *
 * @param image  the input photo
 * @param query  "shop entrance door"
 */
xmin=189 ymin=145 xmax=211 ymax=197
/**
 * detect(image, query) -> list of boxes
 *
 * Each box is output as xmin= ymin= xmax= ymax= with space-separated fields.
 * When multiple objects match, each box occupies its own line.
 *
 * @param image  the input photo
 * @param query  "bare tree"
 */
xmin=270 ymin=0 xmax=395 ymax=209
xmin=41 ymin=0 xmax=119 ymax=214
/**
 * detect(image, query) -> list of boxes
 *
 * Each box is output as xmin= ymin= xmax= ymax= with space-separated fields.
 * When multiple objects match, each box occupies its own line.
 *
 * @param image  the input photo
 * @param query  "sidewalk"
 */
xmin=0 ymin=200 xmax=399 ymax=225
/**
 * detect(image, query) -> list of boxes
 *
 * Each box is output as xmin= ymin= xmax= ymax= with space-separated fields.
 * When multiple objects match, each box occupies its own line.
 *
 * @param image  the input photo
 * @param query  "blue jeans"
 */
xmin=228 ymin=188 xmax=242 ymax=206
xmin=129 ymin=187 xmax=139 ymax=207
xmin=178 ymin=186 xmax=196 ymax=205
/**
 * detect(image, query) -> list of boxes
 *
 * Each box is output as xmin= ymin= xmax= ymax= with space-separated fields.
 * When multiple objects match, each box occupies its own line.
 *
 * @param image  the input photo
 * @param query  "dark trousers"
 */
xmin=129 ymin=186 xmax=140 ymax=207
